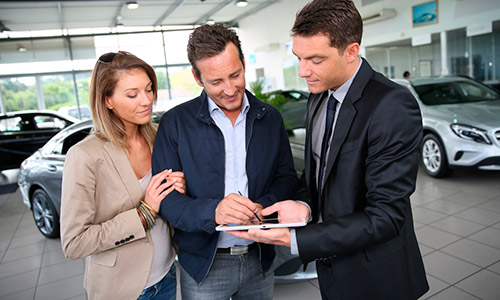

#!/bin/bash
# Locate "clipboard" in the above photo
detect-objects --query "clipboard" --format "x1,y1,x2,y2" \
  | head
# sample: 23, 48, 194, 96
216, 217, 307, 231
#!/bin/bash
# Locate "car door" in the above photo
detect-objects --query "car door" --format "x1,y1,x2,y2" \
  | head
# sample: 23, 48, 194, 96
37, 126, 91, 212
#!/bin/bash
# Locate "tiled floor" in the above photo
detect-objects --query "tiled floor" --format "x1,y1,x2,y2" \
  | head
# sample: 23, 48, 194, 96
1, 167, 500, 299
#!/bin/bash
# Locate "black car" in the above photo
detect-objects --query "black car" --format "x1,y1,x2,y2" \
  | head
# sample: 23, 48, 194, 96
268, 89, 309, 102
0, 110, 78, 171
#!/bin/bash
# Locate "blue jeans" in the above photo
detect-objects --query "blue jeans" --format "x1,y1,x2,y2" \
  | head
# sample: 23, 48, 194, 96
137, 263, 177, 300
180, 247, 274, 300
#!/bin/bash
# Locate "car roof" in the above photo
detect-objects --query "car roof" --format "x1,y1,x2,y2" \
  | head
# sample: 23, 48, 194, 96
0, 110, 80, 123
408, 76, 475, 86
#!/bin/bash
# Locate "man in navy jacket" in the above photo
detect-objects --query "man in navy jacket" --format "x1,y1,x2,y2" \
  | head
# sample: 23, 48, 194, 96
152, 24, 298, 300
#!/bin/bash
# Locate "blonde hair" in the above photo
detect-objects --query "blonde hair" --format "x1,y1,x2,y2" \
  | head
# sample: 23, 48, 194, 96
89, 52, 158, 148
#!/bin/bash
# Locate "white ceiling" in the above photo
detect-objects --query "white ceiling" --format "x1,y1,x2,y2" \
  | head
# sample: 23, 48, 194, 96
0, 0, 278, 33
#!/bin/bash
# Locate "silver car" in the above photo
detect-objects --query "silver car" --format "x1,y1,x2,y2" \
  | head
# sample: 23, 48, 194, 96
18, 118, 316, 282
394, 77, 500, 177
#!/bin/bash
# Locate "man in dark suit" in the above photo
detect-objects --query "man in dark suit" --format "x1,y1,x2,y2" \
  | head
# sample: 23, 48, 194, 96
229, 0, 429, 299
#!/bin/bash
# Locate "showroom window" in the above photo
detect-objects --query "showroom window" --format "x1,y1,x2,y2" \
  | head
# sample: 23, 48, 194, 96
0, 29, 197, 114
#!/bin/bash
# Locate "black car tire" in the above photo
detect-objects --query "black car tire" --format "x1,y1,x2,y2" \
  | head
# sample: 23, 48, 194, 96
31, 189, 60, 238
421, 133, 453, 178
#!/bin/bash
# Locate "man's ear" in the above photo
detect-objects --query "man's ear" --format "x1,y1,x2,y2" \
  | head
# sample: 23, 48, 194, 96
192, 69, 204, 87
105, 97, 113, 109
344, 43, 360, 63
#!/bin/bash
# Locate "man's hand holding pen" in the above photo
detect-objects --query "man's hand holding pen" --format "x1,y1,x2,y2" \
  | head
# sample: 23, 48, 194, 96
214, 192, 263, 225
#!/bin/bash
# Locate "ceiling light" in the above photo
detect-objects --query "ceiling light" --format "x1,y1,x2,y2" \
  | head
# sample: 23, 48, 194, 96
17, 46, 27, 52
235, 0, 248, 8
206, 19, 215, 25
126, 1, 139, 9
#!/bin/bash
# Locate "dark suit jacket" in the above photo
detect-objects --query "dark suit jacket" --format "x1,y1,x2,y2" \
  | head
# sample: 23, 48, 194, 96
296, 59, 429, 299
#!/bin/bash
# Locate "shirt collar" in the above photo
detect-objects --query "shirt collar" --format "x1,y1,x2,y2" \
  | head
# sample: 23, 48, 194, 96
207, 92, 250, 116
329, 58, 363, 104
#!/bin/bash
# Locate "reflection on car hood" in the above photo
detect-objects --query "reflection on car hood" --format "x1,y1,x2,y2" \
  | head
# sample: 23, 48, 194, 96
425, 100, 500, 128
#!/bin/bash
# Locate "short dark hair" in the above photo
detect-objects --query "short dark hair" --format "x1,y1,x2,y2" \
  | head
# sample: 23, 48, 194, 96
292, 0, 363, 54
187, 24, 244, 79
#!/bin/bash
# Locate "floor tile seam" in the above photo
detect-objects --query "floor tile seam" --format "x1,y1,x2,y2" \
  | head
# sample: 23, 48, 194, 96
482, 259, 500, 276
0, 207, 28, 264
462, 222, 500, 250
426, 222, 487, 238
437, 243, 500, 269
0, 259, 43, 281
426, 284, 482, 300
305, 279, 319, 289
449, 213, 500, 228
421, 247, 438, 257
421, 204, 472, 218
0, 286, 36, 300
426, 258, 484, 286
468, 202, 500, 215
34, 272, 83, 290
445, 265, 498, 296
418, 224, 463, 243
418, 213, 459, 228
32, 239, 49, 300
422, 273, 450, 299
6, 238, 47, 251
463, 236, 500, 251
63, 292, 87, 300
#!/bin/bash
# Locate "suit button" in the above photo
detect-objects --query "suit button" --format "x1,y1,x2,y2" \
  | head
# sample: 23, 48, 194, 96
120, 239, 125, 244
125, 237, 130, 241
129, 235, 134, 239
115, 241, 120, 246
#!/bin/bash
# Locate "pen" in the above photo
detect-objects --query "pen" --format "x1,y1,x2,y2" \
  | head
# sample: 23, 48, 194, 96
238, 191, 262, 224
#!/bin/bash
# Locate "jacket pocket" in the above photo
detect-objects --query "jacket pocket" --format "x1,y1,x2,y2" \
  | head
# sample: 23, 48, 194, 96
364, 233, 406, 262
90, 250, 117, 267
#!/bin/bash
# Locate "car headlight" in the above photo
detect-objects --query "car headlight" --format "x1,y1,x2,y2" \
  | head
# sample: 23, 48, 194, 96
450, 124, 492, 145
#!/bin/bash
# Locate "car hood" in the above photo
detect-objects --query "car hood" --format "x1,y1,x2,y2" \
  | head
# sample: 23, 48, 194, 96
424, 100, 500, 129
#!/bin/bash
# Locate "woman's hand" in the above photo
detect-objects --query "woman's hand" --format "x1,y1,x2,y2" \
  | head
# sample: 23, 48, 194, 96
169, 171, 186, 194
143, 169, 175, 212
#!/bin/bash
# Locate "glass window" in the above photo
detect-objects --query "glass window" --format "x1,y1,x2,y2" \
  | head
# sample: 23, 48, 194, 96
0, 117, 22, 132
0, 77, 38, 112
167, 66, 202, 100
34, 115, 68, 129
51, 127, 91, 155
470, 33, 494, 81
414, 79, 499, 105
40, 74, 77, 111
447, 28, 468, 77
163, 30, 192, 64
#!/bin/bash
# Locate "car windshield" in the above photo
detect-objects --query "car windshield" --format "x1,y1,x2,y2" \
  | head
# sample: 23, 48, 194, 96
414, 80, 500, 105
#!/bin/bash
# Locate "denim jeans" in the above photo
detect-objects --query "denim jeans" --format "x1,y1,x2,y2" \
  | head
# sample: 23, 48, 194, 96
180, 247, 274, 300
137, 263, 176, 300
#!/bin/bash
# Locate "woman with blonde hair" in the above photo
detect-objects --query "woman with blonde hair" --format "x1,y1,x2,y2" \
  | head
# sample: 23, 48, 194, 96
61, 51, 183, 300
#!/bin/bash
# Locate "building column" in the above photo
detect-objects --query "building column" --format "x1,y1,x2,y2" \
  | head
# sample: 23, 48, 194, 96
440, 31, 449, 75
0, 85, 5, 114
35, 76, 45, 110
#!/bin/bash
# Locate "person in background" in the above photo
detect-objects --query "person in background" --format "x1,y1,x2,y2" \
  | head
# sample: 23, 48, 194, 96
230, 1, 429, 299
403, 70, 411, 79
60, 51, 185, 300
152, 24, 298, 300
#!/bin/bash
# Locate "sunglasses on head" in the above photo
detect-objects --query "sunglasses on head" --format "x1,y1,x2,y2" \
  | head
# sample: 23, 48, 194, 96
98, 51, 132, 63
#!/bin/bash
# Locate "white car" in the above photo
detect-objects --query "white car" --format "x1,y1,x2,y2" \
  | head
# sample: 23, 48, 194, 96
394, 77, 500, 177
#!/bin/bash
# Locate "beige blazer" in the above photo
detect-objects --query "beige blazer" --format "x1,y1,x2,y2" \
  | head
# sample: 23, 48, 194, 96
61, 134, 160, 300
